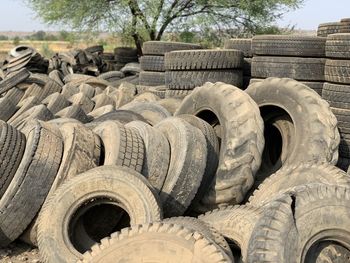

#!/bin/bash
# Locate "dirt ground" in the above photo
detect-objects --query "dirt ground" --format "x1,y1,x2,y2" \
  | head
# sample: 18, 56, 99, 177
0, 242, 40, 263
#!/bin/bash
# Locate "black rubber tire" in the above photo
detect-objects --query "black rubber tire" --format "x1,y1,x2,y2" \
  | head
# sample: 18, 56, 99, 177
55, 105, 92, 124
0, 122, 26, 199
78, 222, 231, 263
247, 184, 350, 263
199, 205, 263, 263
155, 117, 207, 217
177, 114, 219, 213
42, 92, 71, 114
165, 49, 243, 70
246, 78, 339, 181
0, 120, 63, 246
156, 98, 182, 115
0, 97, 18, 121
175, 82, 264, 207
165, 70, 243, 90
139, 71, 165, 86
325, 59, 350, 84
8, 96, 40, 125
165, 89, 192, 99
126, 121, 170, 192
140, 56, 165, 71
252, 35, 326, 57
248, 162, 350, 205
252, 56, 326, 81
4, 87, 24, 105
79, 83, 95, 99
322, 82, 350, 108
68, 92, 95, 114
121, 101, 171, 126
243, 58, 252, 76
93, 121, 144, 172
48, 70, 64, 87
37, 165, 162, 263
326, 33, 350, 58
85, 45, 103, 54
224, 38, 252, 57
142, 41, 202, 55
0, 68, 30, 95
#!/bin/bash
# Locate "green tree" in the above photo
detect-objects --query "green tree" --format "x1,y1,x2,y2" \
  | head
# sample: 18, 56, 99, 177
26, 0, 303, 54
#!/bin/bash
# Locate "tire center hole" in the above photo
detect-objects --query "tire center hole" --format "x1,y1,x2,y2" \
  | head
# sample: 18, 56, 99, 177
196, 110, 221, 143
69, 198, 130, 254
305, 241, 350, 262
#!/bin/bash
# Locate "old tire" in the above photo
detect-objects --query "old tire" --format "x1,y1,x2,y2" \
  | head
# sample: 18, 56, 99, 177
325, 59, 350, 84
142, 41, 201, 55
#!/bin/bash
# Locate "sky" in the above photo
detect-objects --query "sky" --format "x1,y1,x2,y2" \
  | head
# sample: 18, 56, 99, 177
0, 0, 349, 31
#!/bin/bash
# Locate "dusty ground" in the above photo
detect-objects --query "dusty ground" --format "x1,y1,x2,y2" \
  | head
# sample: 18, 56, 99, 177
0, 242, 40, 263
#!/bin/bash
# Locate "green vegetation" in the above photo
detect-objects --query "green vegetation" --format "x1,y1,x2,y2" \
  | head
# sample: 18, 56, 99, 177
26, 0, 304, 53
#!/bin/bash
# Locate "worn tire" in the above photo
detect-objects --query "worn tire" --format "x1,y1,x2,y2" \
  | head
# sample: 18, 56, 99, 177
0, 120, 63, 246
89, 110, 147, 127
68, 92, 95, 113
92, 93, 115, 109
140, 55, 165, 71
252, 35, 326, 57
142, 41, 201, 55
93, 121, 144, 172
156, 98, 182, 114
139, 71, 165, 86
38, 166, 162, 263
176, 82, 264, 207
126, 121, 170, 192
326, 33, 350, 58
55, 105, 92, 123
155, 117, 207, 217
325, 59, 350, 84
42, 92, 71, 114
322, 82, 350, 108
252, 56, 326, 81
165, 89, 192, 99
246, 78, 339, 180
165, 70, 243, 90
165, 49, 243, 70
224, 38, 252, 57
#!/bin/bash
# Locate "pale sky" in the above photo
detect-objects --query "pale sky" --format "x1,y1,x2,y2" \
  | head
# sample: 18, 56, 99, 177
0, 0, 349, 31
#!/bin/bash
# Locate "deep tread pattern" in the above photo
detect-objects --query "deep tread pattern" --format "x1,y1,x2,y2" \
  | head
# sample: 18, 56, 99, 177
165, 89, 192, 99
140, 56, 165, 71
0, 68, 30, 95
322, 82, 350, 108
165, 49, 243, 70
317, 22, 341, 37
325, 59, 350, 84
165, 70, 243, 90
326, 33, 350, 58
252, 35, 326, 57
224, 38, 252, 57
139, 71, 165, 86
142, 41, 202, 55
78, 223, 231, 263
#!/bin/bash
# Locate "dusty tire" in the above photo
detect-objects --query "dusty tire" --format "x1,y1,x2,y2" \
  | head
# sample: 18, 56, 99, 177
326, 33, 350, 58
156, 98, 182, 114
88, 105, 115, 119
139, 71, 165, 86
78, 222, 231, 263
0, 120, 63, 246
165, 49, 243, 70
68, 92, 95, 114
92, 93, 115, 109
252, 35, 326, 57
325, 59, 350, 84
165, 70, 243, 90
165, 89, 192, 99
8, 96, 40, 125
246, 78, 339, 180
89, 110, 147, 127
155, 117, 207, 217
322, 82, 350, 108
142, 41, 201, 55
93, 121, 144, 172
248, 162, 350, 205
121, 101, 171, 126
140, 56, 165, 71
175, 82, 264, 207
247, 184, 350, 263
79, 83, 95, 99
42, 92, 71, 114
224, 38, 252, 57
252, 56, 326, 81
38, 166, 162, 263
126, 121, 170, 193
0, 97, 18, 121
55, 105, 92, 123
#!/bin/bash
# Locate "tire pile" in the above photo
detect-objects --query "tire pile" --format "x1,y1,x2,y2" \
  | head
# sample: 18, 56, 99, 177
317, 18, 350, 37
0, 37, 349, 263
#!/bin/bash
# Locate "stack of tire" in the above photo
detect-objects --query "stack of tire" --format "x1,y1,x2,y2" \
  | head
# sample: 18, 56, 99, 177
164, 49, 244, 99
251, 35, 327, 95
317, 18, 350, 37
139, 41, 202, 88
102, 47, 139, 72
224, 38, 253, 89
322, 33, 350, 171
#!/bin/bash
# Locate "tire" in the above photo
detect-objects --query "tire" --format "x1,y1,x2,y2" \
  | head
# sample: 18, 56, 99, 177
156, 98, 182, 115
55, 105, 92, 124
139, 71, 165, 86
252, 35, 326, 57
89, 110, 147, 126
0, 68, 30, 95
98, 71, 125, 82
4, 87, 24, 105
177, 114, 219, 213
0, 122, 26, 199
337, 157, 350, 171
142, 41, 202, 55
199, 205, 264, 263
78, 222, 231, 263
246, 78, 339, 180
133, 92, 160, 103
175, 82, 264, 207
163, 217, 233, 260
247, 184, 350, 263
155, 117, 207, 217
317, 22, 341, 37
248, 162, 350, 205
48, 70, 64, 87
113, 82, 137, 108
11, 104, 54, 130
126, 121, 170, 192
140, 56, 165, 71
8, 96, 40, 125
243, 58, 252, 76
85, 45, 103, 54
0, 97, 18, 121
165, 70, 243, 90
252, 56, 326, 81
79, 83, 95, 99
92, 93, 115, 109
322, 82, 350, 108
121, 101, 171, 126
93, 121, 144, 172
326, 33, 350, 58
147, 85, 167, 99
61, 83, 80, 99
42, 92, 71, 114
120, 62, 141, 75
325, 59, 350, 84
224, 38, 252, 57
165, 89, 192, 98
0, 120, 63, 246
68, 92, 95, 114
88, 105, 115, 119
165, 49, 243, 70
38, 166, 162, 263
19, 83, 43, 104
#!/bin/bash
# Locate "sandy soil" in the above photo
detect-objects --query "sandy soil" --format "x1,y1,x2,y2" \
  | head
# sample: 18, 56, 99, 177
0, 242, 40, 263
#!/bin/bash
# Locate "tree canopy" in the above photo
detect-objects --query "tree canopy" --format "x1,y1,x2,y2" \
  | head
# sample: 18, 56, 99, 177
26, 0, 304, 53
